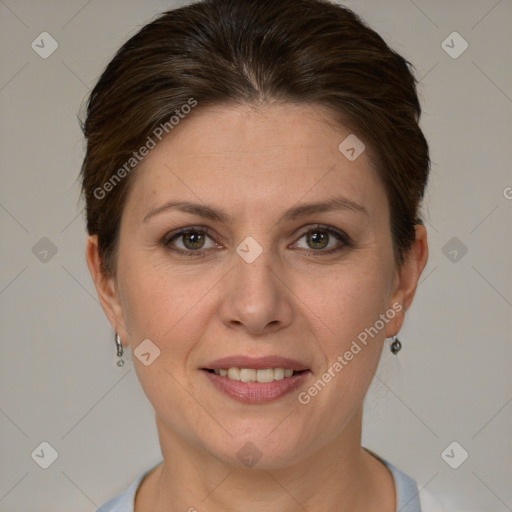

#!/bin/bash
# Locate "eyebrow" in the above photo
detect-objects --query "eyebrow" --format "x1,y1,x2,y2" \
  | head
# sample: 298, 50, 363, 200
143, 195, 368, 224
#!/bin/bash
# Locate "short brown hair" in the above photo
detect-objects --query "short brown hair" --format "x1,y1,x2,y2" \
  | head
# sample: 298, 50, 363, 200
80, 0, 430, 275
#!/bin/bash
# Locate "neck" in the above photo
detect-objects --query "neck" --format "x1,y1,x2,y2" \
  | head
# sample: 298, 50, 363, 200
136, 408, 395, 512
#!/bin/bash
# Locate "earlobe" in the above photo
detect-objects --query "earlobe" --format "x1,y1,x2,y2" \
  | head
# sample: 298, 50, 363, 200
385, 224, 429, 337
85, 235, 127, 340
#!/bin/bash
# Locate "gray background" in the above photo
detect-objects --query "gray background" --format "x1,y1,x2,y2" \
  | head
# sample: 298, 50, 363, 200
0, 0, 511, 510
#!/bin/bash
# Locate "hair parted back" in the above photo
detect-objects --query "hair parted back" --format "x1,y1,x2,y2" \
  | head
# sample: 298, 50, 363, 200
80, 0, 430, 275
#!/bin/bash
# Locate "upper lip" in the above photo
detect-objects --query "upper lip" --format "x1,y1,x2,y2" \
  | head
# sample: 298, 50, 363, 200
204, 355, 310, 371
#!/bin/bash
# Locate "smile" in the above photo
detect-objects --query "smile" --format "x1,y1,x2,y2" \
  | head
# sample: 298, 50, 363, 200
209, 367, 298, 382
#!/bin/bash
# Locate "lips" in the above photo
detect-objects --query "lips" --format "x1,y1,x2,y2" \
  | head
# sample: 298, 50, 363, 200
201, 355, 311, 404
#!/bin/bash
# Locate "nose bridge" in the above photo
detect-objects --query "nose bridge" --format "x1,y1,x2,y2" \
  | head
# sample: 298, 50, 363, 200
233, 239, 281, 307
220, 238, 293, 333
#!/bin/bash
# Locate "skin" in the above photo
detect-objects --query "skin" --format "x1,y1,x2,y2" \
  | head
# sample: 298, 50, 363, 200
86, 103, 428, 512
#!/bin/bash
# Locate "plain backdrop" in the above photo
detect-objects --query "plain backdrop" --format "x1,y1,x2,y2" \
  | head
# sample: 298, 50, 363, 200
0, 0, 511, 510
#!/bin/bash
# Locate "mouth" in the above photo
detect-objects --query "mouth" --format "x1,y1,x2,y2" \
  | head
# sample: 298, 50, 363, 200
201, 357, 311, 404
203, 367, 307, 382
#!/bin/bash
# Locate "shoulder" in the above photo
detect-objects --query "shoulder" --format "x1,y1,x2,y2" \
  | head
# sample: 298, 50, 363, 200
95, 462, 161, 512
366, 448, 472, 512
95, 483, 136, 512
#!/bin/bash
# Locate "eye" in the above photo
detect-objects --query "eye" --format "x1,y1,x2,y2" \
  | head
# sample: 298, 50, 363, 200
164, 227, 220, 256
292, 224, 351, 254
163, 224, 351, 257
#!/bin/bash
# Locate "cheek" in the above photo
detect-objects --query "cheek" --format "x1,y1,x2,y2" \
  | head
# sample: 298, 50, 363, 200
295, 272, 391, 434
116, 261, 203, 426
117, 253, 214, 361
315, 258, 394, 345
303, 255, 393, 405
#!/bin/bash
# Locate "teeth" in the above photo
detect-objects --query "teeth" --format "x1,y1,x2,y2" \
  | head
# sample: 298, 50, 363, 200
240, 368, 256, 382
274, 368, 284, 380
212, 367, 299, 382
227, 367, 240, 380
256, 368, 274, 383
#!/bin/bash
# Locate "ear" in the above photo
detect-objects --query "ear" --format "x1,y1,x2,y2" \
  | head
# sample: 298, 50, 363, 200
385, 223, 428, 338
85, 235, 128, 345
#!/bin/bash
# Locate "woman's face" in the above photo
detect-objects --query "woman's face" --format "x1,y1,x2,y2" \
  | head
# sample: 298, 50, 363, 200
90, 103, 425, 469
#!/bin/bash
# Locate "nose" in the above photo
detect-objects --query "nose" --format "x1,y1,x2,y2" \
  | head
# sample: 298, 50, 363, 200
219, 246, 294, 337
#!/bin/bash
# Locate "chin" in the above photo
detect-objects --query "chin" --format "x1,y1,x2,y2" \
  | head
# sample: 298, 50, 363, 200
201, 423, 311, 470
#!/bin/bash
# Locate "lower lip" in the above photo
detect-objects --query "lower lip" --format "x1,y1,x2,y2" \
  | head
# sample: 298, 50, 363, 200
202, 370, 311, 404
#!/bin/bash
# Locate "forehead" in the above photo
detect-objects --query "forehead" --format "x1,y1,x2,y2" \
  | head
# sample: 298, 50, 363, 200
122, 103, 387, 225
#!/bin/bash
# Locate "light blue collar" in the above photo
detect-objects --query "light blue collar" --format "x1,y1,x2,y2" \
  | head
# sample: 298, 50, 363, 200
96, 452, 421, 512
366, 449, 422, 512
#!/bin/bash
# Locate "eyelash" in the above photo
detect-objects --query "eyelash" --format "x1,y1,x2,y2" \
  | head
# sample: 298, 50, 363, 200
163, 224, 352, 257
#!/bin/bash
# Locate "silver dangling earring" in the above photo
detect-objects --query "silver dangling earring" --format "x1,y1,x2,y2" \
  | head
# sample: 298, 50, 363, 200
115, 332, 125, 367
390, 335, 402, 355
